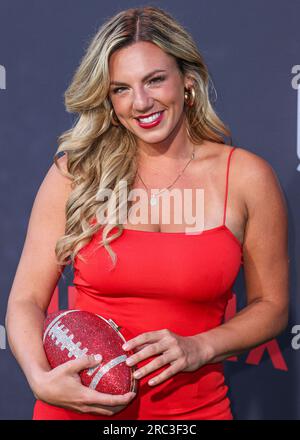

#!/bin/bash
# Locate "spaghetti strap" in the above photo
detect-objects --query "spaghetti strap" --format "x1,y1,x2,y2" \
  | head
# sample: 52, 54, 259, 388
222, 146, 236, 226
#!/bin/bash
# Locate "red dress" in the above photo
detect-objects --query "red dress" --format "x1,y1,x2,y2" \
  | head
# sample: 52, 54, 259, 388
33, 146, 242, 420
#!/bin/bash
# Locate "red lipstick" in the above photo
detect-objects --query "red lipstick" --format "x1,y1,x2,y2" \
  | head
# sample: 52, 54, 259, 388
136, 111, 165, 129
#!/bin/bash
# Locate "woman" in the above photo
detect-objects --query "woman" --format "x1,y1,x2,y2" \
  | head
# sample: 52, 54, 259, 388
5, 6, 289, 420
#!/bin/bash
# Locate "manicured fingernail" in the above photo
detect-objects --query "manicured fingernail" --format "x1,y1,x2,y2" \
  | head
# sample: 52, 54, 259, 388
122, 343, 129, 350
94, 354, 102, 362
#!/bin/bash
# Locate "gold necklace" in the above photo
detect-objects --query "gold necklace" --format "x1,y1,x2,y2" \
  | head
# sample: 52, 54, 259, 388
136, 145, 196, 206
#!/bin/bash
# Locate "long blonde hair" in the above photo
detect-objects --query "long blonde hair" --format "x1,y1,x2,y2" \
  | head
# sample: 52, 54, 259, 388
54, 5, 232, 271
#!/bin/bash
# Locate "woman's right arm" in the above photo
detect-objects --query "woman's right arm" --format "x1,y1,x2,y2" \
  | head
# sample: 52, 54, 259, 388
5, 154, 71, 389
5, 155, 135, 415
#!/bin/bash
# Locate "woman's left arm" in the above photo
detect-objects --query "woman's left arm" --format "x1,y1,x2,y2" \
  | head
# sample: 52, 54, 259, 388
122, 151, 290, 385
196, 151, 290, 364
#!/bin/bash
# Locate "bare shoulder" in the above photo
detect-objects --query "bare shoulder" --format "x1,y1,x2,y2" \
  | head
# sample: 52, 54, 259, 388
202, 141, 274, 177
231, 145, 275, 178
232, 145, 288, 258
216, 142, 275, 176
230, 146, 287, 212
51, 152, 73, 186
229, 145, 289, 319
205, 141, 286, 213
6, 153, 74, 310
216, 143, 288, 249
33, 153, 73, 220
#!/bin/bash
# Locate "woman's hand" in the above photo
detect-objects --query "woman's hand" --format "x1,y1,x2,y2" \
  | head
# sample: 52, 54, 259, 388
122, 329, 213, 387
32, 355, 136, 416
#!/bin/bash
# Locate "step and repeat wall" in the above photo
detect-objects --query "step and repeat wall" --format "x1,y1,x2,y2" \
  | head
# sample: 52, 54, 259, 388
0, 0, 299, 419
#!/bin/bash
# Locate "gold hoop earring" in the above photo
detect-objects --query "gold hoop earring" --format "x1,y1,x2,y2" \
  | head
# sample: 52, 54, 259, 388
184, 87, 195, 107
109, 108, 120, 126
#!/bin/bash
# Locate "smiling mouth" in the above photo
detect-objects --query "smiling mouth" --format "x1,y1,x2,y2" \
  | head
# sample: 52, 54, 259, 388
135, 111, 164, 123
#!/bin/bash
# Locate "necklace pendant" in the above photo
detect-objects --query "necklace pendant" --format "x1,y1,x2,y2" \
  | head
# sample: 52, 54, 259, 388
150, 195, 157, 206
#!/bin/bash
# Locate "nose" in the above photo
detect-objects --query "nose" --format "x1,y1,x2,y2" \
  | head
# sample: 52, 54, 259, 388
132, 87, 154, 113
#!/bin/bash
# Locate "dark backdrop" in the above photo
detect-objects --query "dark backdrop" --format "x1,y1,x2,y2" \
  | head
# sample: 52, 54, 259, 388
0, 0, 299, 420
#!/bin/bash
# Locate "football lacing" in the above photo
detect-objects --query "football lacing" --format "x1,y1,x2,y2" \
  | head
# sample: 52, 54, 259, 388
48, 320, 101, 376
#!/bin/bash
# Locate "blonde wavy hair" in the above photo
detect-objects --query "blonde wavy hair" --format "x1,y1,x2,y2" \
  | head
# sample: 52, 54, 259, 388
54, 5, 232, 272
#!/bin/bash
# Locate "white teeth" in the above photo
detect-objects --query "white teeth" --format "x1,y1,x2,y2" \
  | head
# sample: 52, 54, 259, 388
138, 112, 162, 123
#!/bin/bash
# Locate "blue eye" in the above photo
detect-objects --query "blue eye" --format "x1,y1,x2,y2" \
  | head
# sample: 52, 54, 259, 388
112, 75, 166, 94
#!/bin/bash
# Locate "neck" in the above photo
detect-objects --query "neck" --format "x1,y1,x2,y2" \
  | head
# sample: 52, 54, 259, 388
137, 142, 195, 162
136, 115, 198, 165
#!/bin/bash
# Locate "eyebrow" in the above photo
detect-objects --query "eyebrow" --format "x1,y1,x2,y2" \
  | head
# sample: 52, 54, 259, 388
110, 69, 167, 87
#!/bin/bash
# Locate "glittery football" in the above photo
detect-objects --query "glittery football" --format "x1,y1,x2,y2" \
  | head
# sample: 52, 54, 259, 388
43, 310, 138, 395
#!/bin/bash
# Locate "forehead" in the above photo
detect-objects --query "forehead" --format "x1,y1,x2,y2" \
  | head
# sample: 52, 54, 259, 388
108, 41, 175, 76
